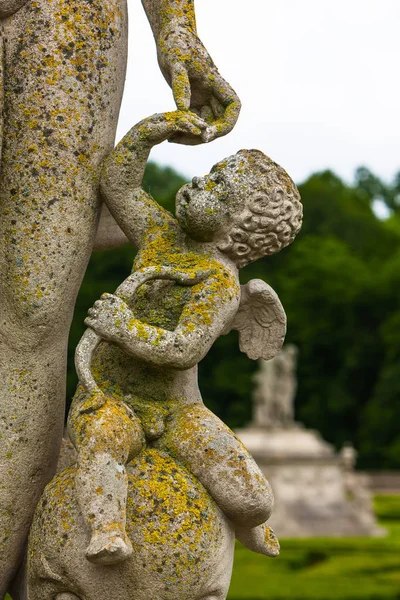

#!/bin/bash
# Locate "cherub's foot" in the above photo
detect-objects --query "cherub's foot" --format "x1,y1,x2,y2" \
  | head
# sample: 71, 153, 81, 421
86, 530, 133, 565
236, 522, 280, 557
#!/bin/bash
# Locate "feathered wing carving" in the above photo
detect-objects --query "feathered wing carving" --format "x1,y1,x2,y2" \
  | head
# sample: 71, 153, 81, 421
229, 279, 287, 361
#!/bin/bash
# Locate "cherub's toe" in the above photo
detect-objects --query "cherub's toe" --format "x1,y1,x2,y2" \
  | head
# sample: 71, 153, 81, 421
263, 525, 280, 557
236, 522, 280, 558
86, 531, 133, 565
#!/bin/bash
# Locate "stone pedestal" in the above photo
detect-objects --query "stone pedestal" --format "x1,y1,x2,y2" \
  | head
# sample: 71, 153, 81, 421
28, 448, 235, 600
236, 424, 385, 538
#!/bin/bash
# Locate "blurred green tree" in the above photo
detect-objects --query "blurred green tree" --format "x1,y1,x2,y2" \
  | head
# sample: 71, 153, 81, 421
355, 166, 400, 214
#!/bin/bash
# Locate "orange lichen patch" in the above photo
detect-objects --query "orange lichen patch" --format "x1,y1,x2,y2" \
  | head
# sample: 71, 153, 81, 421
69, 390, 145, 462
127, 448, 221, 582
28, 451, 230, 595
29, 466, 78, 556
265, 525, 280, 556
158, 0, 196, 35
1, 0, 126, 321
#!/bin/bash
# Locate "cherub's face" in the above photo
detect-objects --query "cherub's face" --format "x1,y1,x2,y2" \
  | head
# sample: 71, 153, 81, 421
175, 154, 248, 241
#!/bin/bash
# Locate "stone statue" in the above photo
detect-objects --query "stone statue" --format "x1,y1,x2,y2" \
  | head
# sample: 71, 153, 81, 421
253, 344, 298, 428
27, 109, 302, 596
0, 1, 241, 595
237, 355, 385, 539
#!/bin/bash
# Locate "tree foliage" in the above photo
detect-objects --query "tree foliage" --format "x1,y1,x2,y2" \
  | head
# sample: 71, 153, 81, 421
67, 162, 400, 469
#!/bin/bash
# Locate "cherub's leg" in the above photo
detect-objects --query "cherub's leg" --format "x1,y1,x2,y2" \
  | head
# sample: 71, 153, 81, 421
68, 393, 145, 565
154, 404, 274, 528
156, 404, 279, 557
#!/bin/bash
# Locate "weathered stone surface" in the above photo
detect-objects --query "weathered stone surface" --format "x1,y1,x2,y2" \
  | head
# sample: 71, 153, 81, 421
28, 108, 302, 595
0, 0, 128, 592
28, 449, 235, 600
0, 1, 242, 594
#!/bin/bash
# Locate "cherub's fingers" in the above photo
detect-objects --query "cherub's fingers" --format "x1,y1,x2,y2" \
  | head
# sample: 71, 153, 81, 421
168, 133, 204, 146
169, 112, 210, 141
100, 292, 115, 301
84, 316, 96, 328
182, 123, 202, 136
185, 112, 209, 130
177, 116, 202, 136
167, 111, 212, 146
168, 126, 213, 145
171, 63, 191, 111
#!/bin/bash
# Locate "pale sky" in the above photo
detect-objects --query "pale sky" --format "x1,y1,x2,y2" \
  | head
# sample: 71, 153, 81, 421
117, 0, 399, 185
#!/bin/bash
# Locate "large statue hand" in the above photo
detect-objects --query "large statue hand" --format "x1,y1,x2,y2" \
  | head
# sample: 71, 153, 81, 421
157, 27, 241, 145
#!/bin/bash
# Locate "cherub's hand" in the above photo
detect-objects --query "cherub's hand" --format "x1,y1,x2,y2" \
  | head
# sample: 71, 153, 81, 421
138, 110, 211, 145
85, 293, 130, 344
157, 27, 241, 145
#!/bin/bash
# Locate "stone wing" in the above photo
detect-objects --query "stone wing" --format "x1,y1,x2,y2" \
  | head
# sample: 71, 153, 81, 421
231, 279, 287, 361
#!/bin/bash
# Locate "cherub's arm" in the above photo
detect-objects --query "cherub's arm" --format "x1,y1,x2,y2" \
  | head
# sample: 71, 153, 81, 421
141, 0, 241, 145
84, 273, 240, 370
100, 111, 207, 249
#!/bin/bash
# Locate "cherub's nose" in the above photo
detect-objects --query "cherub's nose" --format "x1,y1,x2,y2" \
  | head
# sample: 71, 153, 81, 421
192, 176, 205, 190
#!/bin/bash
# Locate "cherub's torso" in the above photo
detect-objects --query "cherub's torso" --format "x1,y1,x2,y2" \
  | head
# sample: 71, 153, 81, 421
88, 221, 240, 416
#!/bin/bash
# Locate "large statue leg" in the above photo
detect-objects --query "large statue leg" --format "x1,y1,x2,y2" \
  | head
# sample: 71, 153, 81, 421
0, 0, 127, 592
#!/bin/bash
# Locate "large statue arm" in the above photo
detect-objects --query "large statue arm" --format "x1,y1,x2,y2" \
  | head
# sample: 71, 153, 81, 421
100, 111, 207, 248
142, 0, 241, 145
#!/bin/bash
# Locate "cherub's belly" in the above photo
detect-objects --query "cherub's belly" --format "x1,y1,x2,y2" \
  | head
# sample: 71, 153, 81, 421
91, 341, 201, 404
90, 342, 201, 442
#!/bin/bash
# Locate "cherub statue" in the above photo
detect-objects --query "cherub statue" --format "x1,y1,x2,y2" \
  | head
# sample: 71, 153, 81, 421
68, 110, 302, 566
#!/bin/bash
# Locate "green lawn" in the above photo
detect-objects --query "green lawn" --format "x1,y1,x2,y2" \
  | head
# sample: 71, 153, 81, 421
227, 495, 400, 600
5, 496, 400, 600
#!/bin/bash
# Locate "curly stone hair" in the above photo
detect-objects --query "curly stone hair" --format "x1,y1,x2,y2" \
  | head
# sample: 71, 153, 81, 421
218, 150, 302, 268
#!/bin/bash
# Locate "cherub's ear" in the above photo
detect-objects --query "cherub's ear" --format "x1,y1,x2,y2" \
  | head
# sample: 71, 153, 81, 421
229, 279, 286, 361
